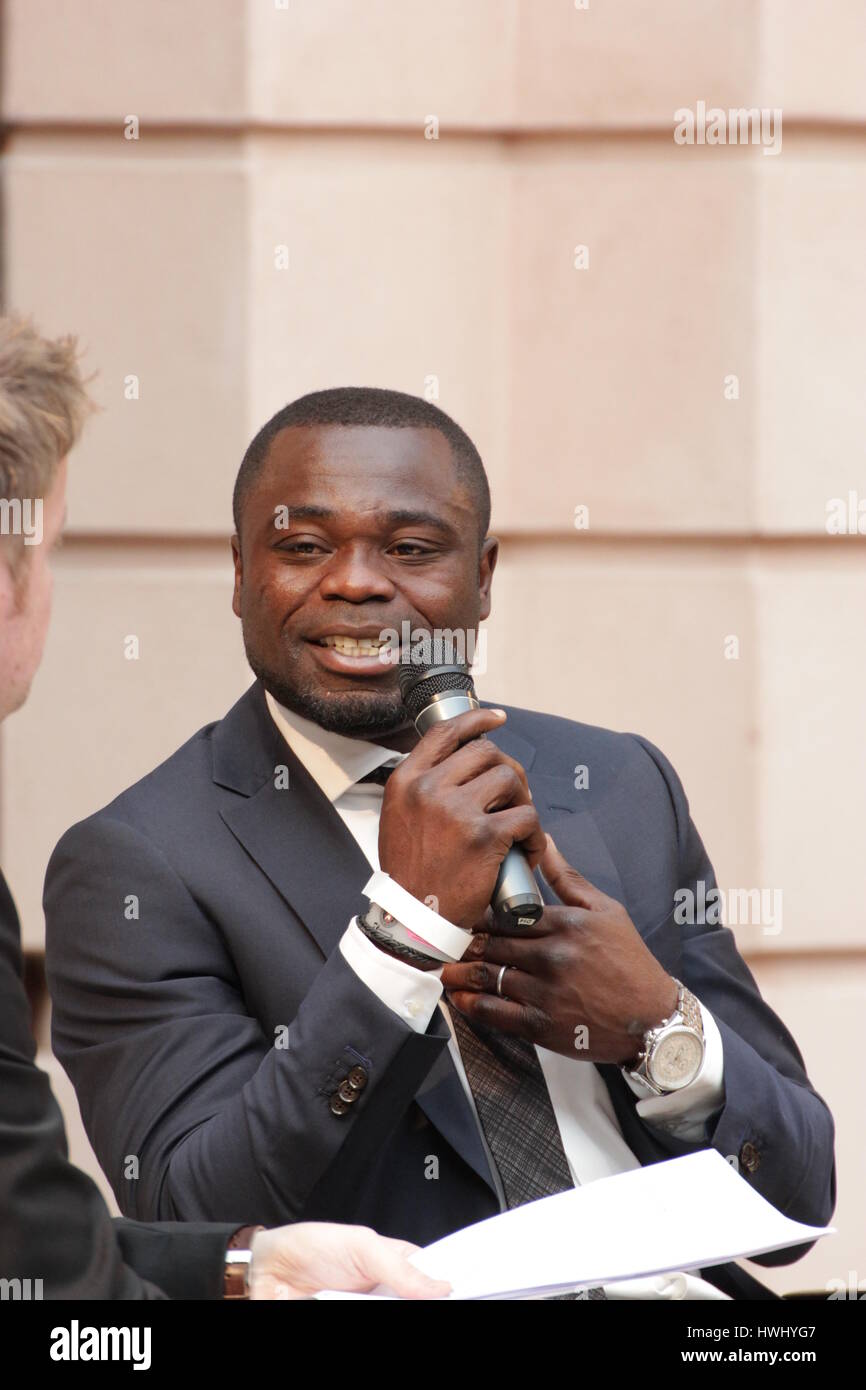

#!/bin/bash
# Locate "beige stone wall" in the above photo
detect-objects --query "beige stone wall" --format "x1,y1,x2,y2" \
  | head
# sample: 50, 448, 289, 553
1, 2, 863, 1295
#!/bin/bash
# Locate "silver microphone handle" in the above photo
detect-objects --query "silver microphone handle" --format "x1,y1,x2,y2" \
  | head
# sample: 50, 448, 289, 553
413, 693, 544, 927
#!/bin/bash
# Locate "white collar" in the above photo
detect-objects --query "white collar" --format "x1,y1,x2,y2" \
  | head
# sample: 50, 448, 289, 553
264, 689, 406, 804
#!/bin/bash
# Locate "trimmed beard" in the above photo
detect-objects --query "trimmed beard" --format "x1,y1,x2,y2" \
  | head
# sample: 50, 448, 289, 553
245, 647, 409, 738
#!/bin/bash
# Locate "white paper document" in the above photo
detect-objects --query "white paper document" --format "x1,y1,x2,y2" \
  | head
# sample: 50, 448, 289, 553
315, 1149, 834, 1300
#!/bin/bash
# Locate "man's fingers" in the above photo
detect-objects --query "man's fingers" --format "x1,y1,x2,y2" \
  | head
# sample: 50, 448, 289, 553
471, 905, 496, 934
538, 833, 598, 906
454, 932, 540, 969
488, 803, 547, 867
445, 989, 541, 1039
441, 958, 540, 1005
361, 1237, 452, 1300
441, 743, 532, 799
522, 818, 549, 870
399, 706, 508, 771
465, 762, 532, 815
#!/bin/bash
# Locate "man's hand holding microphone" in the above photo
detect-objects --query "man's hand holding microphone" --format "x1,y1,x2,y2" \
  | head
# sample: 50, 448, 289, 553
371, 646, 679, 1067
377, 704, 546, 931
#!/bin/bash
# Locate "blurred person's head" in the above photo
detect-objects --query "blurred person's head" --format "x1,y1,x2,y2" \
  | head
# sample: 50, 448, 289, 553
231, 388, 497, 749
0, 317, 92, 722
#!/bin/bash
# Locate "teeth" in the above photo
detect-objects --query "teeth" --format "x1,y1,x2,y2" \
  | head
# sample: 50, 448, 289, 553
320, 635, 390, 655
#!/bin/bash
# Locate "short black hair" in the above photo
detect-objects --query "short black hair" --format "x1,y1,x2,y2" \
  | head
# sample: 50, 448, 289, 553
232, 386, 491, 546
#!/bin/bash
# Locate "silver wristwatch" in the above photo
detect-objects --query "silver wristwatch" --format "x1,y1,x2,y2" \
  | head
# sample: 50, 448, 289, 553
626, 978, 705, 1095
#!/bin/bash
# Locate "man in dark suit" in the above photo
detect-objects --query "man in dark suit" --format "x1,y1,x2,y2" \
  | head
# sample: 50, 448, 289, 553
45, 387, 836, 1300
1, 869, 237, 1299
0, 317, 450, 1301
1, 870, 444, 1300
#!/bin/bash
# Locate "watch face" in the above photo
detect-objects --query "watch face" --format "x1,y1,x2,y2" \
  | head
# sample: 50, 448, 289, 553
649, 1028, 704, 1091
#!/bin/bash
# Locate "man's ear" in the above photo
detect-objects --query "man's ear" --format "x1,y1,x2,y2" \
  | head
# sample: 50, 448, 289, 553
230, 534, 243, 618
478, 535, 498, 622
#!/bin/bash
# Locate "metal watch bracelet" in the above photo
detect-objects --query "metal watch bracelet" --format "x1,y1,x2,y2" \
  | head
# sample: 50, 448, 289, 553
625, 977, 704, 1094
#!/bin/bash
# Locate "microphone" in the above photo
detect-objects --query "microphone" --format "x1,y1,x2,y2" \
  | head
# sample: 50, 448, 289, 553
398, 639, 544, 930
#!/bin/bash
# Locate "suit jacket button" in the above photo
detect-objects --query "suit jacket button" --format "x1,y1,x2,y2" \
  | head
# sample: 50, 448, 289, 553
347, 1065, 368, 1091
740, 1141, 761, 1173
330, 1093, 351, 1116
338, 1080, 358, 1103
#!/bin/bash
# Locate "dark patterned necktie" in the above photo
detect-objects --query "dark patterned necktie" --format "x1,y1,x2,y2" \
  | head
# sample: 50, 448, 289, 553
448, 1008, 606, 1300
359, 760, 606, 1300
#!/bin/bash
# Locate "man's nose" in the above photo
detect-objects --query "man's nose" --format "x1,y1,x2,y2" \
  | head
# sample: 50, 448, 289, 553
317, 547, 396, 602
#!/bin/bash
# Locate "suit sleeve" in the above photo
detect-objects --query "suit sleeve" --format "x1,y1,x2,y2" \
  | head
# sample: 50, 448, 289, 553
44, 816, 451, 1226
0, 874, 234, 1298
112, 1219, 237, 1300
630, 735, 836, 1264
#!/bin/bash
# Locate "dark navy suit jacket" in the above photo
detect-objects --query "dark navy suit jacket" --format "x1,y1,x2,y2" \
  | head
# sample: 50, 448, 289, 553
0, 870, 237, 1298
44, 681, 836, 1299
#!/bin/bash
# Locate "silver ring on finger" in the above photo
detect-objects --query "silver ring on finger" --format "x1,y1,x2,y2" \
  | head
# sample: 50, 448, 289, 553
495, 964, 510, 998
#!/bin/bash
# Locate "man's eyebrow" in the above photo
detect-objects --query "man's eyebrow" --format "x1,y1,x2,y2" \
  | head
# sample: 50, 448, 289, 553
274, 504, 458, 536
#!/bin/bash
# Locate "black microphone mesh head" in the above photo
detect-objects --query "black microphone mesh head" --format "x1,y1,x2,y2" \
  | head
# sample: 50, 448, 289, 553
398, 634, 476, 719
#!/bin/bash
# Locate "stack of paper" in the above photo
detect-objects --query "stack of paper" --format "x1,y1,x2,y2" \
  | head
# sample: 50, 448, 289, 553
315, 1149, 833, 1300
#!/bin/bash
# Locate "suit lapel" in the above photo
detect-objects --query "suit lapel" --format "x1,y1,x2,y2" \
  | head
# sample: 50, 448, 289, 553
212, 682, 379, 959
221, 756, 379, 962
413, 1020, 503, 1191
520, 776, 628, 905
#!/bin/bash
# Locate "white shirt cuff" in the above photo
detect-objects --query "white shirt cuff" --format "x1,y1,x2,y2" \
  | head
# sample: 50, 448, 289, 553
339, 917, 443, 1033
623, 999, 725, 1139
362, 869, 472, 962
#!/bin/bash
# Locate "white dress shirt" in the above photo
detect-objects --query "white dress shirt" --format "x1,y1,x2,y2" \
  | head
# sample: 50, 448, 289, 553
265, 691, 730, 1299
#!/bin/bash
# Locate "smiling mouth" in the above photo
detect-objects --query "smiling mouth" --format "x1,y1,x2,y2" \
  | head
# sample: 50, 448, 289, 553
315, 634, 395, 657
